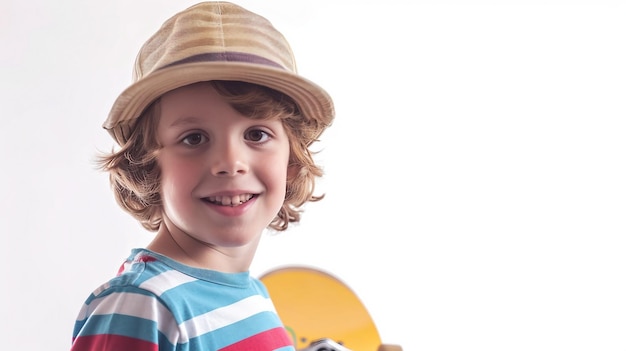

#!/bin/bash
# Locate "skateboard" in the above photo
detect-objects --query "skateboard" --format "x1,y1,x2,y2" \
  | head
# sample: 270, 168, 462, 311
259, 266, 402, 351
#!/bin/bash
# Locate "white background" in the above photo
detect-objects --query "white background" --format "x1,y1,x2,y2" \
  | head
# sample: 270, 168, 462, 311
2, 1, 625, 350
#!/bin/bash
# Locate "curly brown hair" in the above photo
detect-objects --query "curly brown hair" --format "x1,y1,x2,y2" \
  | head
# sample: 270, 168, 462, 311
97, 80, 326, 232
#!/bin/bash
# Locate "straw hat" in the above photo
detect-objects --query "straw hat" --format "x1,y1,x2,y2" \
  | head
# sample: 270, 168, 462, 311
103, 1, 334, 146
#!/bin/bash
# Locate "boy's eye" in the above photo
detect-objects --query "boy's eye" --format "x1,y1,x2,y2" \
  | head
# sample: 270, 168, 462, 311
182, 133, 207, 146
246, 129, 270, 142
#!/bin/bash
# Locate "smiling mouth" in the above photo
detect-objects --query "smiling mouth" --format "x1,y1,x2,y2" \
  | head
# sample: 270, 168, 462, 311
204, 194, 255, 207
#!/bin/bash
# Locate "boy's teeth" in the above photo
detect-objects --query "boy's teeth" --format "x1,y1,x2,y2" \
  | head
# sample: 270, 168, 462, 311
208, 194, 253, 206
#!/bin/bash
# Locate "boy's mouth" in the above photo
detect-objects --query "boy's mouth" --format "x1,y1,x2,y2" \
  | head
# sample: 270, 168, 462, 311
204, 194, 255, 207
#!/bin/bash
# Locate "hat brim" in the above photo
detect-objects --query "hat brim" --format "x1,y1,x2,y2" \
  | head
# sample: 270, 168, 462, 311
104, 62, 334, 146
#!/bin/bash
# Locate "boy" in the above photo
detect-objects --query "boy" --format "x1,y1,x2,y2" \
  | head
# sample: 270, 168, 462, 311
70, 2, 334, 350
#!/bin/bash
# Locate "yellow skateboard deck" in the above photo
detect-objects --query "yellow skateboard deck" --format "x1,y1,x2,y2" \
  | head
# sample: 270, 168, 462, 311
260, 266, 401, 351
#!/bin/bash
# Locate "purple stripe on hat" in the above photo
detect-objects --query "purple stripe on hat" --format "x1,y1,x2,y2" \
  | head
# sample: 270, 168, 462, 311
161, 52, 284, 70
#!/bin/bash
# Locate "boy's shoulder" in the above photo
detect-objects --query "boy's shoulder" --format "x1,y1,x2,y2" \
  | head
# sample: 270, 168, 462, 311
85, 249, 169, 300
93, 249, 266, 299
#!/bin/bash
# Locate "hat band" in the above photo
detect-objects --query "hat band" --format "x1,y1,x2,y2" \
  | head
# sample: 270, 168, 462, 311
161, 52, 285, 71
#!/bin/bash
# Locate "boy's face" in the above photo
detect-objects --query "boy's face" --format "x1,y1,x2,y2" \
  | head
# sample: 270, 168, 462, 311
155, 82, 290, 250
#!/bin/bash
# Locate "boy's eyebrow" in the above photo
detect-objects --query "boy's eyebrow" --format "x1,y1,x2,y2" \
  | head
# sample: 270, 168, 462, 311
168, 116, 203, 128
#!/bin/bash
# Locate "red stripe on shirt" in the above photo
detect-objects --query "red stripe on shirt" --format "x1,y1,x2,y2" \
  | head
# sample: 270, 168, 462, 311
71, 334, 158, 351
219, 327, 293, 351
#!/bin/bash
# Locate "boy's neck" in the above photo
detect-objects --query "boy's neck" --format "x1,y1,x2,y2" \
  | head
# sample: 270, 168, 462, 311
146, 219, 259, 273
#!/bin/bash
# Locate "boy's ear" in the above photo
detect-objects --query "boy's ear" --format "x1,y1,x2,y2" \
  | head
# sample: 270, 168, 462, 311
286, 164, 300, 181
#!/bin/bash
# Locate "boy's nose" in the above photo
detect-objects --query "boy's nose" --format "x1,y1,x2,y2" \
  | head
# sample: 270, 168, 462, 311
210, 140, 249, 176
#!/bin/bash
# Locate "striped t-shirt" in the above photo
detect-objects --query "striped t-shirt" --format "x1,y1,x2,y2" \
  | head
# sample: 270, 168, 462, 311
71, 249, 295, 351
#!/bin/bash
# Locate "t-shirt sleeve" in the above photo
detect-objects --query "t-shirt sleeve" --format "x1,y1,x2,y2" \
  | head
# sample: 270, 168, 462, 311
70, 286, 178, 351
